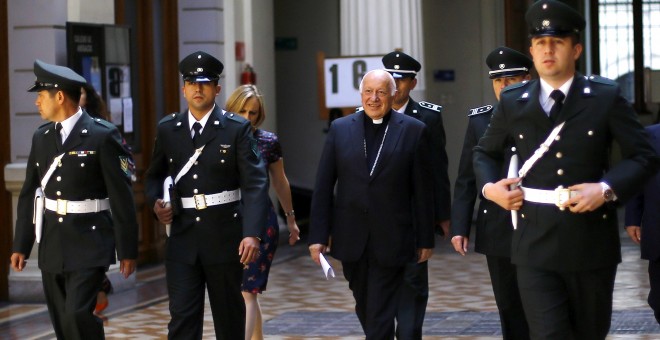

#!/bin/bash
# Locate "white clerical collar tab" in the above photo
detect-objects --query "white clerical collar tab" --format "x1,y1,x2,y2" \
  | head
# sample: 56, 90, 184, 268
372, 118, 384, 124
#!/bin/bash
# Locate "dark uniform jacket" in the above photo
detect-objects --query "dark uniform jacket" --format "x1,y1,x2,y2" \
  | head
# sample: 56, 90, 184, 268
625, 124, 660, 262
309, 110, 435, 266
474, 74, 659, 271
145, 105, 269, 265
403, 99, 451, 222
451, 105, 514, 257
13, 111, 138, 273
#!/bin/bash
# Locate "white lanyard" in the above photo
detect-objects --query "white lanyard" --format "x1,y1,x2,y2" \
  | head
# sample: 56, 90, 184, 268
41, 153, 66, 190
518, 122, 565, 178
174, 146, 206, 184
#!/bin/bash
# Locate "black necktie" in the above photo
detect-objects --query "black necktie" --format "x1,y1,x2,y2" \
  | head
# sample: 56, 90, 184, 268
55, 123, 63, 151
192, 122, 202, 148
549, 90, 565, 123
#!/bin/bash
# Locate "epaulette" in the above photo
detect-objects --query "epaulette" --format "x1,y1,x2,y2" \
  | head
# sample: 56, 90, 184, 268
355, 106, 363, 112
585, 74, 616, 86
467, 105, 493, 117
225, 111, 248, 123
92, 118, 115, 129
158, 112, 180, 125
502, 80, 529, 94
419, 101, 442, 112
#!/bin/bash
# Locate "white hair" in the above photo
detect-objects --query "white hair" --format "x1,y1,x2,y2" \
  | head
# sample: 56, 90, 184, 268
358, 69, 396, 96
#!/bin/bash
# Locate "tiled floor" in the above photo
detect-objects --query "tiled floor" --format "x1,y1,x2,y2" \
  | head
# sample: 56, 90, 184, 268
1, 230, 659, 339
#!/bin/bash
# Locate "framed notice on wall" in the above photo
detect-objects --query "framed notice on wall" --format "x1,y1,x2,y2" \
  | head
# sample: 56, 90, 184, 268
316, 52, 384, 120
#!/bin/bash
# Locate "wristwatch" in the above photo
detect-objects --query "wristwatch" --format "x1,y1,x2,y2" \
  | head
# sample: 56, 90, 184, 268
601, 182, 614, 202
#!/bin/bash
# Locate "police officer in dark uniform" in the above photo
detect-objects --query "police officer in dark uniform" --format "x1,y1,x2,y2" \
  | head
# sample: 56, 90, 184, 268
474, 1, 660, 338
451, 46, 532, 340
382, 51, 451, 340
10, 60, 139, 339
145, 51, 269, 339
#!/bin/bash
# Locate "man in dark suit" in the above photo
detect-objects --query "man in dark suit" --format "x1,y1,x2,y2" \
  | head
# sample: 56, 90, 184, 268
381, 51, 450, 340
625, 123, 660, 324
309, 69, 435, 339
10, 60, 139, 339
473, 1, 660, 338
145, 51, 269, 339
451, 46, 532, 340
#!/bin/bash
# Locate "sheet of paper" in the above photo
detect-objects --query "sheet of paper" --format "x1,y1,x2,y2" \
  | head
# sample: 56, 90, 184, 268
319, 253, 335, 279
122, 97, 133, 133
109, 98, 123, 126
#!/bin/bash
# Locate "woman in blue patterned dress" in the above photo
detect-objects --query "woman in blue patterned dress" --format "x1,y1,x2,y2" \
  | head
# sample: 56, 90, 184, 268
226, 84, 301, 340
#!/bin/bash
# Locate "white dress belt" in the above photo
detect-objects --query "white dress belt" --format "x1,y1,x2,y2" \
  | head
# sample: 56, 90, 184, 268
521, 186, 578, 208
180, 189, 241, 210
45, 197, 110, 215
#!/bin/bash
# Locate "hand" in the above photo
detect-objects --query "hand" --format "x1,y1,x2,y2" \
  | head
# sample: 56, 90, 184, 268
119, 259, 136, 278
10, 253, 26, 272
309, 243, 327, 265
626, 226, 641, 245
451, 235, 469, 256
417, 248, 433, 263
287, 221, 301, 246
238, 237, 260, 265
153, 199, 173, 224
437, 220, 450, 240
564, 183, 605, 213
483, 178, 524, 210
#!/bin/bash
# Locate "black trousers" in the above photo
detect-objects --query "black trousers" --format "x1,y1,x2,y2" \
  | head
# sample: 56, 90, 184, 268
486, 255, 530, 340
516, 264, 617, 340
395, 260, 428, 340
342, 253, 405, 340
648, 260, 660, 324
41, 267, 106, 340
166, 260, 244, 340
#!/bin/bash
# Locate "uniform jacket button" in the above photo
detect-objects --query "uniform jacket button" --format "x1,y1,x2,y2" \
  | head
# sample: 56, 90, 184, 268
557, 169, 564, 175
193, 174, 198, 179
56, 176, 61, 181
193, 189, 199, 194
56, 191, 62, 196
196, 217, 201, 222
556, 152, 562, 158
58, 217, 63, 223
483, 209, 487, 214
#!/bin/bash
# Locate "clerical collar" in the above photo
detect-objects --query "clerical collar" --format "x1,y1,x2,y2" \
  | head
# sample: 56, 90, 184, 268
368, 112, 391, 125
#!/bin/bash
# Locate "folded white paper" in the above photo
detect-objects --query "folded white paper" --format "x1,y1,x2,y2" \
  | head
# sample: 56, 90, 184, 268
508, 154, 520, 230
319, 253, 335, 279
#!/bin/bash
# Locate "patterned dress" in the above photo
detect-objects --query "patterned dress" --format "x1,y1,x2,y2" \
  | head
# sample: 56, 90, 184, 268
241, 129, 281, 293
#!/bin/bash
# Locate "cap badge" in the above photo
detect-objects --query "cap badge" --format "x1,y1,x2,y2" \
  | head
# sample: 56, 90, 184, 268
499, 64, 506, 70
499, 51, 504, 55
394, 65, 400, 70
196, 67, 203, 72
197, 54, 202, 59
396, 53, 400, 57
543, 3, 548, 9
543, 20, 550, 27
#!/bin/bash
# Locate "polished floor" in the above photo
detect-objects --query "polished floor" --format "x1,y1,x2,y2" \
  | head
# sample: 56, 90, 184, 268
1, 228, 659, 339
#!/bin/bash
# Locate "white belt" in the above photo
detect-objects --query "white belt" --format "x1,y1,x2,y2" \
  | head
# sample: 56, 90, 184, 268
180, 189, 241, 210
521, 186, 578, 209
45, 197, 110, 215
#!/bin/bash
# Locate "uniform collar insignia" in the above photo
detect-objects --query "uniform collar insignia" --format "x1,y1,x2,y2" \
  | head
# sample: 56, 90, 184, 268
220, 144, 231, 149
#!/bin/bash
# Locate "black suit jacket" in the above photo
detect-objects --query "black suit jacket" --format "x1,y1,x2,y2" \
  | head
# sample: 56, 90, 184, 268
309, 110, 434, 266
145, 105, 269, 265
403, 99, 451, 222
474, 74, 659, 271
451, 106, 514, 257
625, 124, 660, 262
13, 111, 138, 273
